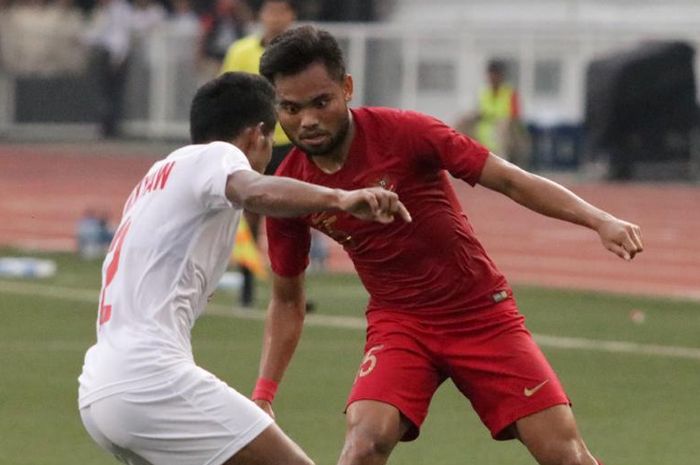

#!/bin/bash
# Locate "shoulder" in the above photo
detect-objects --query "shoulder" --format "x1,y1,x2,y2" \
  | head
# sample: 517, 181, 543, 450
230, 35, 262, 53
354, 106, 403, 122
222, 35, 263, 72
168, 142, 246, 165
354, 106, 436, 135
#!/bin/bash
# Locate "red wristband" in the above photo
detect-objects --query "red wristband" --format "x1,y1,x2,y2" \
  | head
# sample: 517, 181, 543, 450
251, 377, 278, 402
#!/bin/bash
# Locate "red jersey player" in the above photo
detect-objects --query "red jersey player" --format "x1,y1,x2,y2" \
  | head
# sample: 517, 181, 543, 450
253, 26, 643, 465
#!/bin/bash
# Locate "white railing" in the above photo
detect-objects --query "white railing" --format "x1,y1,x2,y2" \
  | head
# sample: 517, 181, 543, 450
1, 20, 699, 139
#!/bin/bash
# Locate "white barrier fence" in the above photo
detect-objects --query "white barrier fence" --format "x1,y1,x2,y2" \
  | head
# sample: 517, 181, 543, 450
1, 21, 700, 140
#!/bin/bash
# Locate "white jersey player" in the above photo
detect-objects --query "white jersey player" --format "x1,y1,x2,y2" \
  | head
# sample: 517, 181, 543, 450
78, 72, 410, 465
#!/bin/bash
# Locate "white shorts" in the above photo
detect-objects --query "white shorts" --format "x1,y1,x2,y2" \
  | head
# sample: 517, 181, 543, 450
79, 365, 274, 465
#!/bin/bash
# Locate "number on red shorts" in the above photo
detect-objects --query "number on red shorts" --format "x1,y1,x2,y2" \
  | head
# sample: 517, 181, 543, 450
357, 344, 384, 378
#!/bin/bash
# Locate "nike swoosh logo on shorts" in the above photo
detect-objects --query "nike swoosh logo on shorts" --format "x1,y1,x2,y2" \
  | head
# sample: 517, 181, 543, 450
524, 379, 549, 397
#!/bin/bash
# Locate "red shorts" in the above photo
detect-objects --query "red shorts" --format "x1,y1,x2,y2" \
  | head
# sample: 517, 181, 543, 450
346, 299, 570, 441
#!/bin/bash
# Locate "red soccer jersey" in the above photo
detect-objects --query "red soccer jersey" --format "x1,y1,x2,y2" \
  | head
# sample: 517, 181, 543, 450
267, 107, 510, 314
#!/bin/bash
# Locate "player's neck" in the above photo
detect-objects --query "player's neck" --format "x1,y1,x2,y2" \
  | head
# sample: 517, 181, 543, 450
310, 113, 355, 174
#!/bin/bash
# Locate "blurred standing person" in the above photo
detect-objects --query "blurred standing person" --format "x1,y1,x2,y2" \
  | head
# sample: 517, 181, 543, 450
1, 0, 56, 75
197, 0, 251, 80
170, 0, 200, 34
127, 0, 166, 126
0, 0, 7, 70
474, 59, 530, 167
44, 0, 88, 74
130, 0, 167, 38
168, 0, 201, 121
220, 0, 300, 308
83, 0, 133, 138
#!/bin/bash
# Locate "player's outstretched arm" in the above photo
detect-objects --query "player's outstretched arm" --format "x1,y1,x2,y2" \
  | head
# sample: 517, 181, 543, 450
225, 170, 411, 223
478, 153, 643, 260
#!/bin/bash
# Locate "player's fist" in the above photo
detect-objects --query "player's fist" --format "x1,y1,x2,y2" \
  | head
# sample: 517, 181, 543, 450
597, 217, 643, 260
339, 187, 411, 224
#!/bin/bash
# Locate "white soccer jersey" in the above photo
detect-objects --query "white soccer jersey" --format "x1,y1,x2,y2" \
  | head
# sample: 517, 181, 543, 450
79, 141, 252, 408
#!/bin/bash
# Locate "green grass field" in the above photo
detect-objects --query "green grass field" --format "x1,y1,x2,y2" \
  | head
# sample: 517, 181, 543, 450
1, 249, 699, 465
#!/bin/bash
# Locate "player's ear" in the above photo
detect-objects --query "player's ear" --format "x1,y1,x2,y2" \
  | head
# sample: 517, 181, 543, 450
342, 74, 354, 103
256, 122, 270, 138
249, 123, 268, 142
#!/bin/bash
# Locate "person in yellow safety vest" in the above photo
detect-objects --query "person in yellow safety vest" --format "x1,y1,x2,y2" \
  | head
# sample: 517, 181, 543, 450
220, 0, 298, 307
220, 0, 296, 167
475, 59, 524, 161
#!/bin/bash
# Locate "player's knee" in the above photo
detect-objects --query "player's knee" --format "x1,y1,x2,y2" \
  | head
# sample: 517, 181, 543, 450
342, 428, 396, 462
342, 438, 393, 463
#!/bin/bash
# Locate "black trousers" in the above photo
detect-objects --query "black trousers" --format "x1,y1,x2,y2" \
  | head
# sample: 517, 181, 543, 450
89, 47, 129, 137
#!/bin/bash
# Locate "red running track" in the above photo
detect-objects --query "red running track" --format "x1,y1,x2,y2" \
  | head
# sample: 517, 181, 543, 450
1, 144, 698, 301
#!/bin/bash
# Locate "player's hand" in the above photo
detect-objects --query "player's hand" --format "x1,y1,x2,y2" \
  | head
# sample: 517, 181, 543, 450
597, 217, 643, 260
339, 187, 412, 224
254, 399, 275, 419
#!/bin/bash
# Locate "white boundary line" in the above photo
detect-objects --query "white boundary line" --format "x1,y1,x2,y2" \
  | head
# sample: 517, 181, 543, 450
2, 280, 700, 361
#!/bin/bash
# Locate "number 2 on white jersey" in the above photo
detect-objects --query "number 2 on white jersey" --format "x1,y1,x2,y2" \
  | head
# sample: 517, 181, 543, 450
98, 218, 132, 325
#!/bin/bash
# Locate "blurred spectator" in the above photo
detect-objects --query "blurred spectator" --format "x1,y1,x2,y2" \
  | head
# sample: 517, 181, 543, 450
197, 0, 251, 79
456, 59, 531, 167
220, 0, 298, 307
124, 0, 167, 131
220, 0, 296, 77
0, 0, 8, 70
245, 0, 389, 21
83, 0, 133, 137
0, 0, 86, 76
47, 0, 89, 73
166, 0, 200, 119
318, 0, 377, 21
76, 209, 114, 260
169, 0, 199, 34
189, 0, 215, 15
1, 0, 47, 75
0, 1, 18, 72
131, 0, 167, 38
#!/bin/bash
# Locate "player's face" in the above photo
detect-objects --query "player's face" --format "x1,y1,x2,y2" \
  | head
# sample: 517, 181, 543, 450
273, 62, 353, 157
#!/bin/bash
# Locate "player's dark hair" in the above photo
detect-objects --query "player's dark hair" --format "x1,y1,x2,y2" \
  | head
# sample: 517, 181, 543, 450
189, 72, 276, 144
260, 25, 346, 83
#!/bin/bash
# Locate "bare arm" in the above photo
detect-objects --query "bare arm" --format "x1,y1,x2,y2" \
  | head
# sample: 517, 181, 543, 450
252, 272, 307, 417
226, 169, 411, 223
478, 153, 643, 260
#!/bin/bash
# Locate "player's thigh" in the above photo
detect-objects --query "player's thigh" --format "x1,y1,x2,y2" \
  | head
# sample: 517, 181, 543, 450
347, 316, 445, 441
515, 403, 581, 443
514, 404, 593, 464
87, 366, 274, 465
222, 422, 313, 465
445, 304, 569, 440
